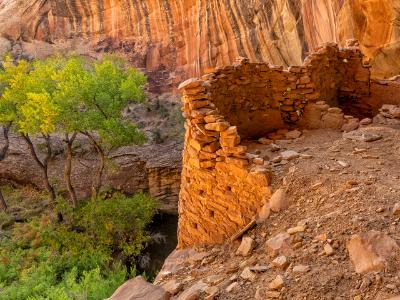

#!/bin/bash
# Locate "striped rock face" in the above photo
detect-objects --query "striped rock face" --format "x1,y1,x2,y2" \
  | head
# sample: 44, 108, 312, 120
1, 0, 400, 90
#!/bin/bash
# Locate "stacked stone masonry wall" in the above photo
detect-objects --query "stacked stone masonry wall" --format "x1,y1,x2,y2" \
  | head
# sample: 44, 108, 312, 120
177, 42, 395, 248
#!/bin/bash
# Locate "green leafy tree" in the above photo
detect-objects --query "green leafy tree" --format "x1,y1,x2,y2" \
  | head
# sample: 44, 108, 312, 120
0, 57, 60, 204
0, 55, 31, 211
60, 56, 146, 198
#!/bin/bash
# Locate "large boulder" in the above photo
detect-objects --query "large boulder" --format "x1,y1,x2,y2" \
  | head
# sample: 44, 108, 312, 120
347, 230, 399, 274
108, 276, 170, 300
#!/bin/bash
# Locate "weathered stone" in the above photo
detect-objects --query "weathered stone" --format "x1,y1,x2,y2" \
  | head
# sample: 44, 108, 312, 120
393, 203, 400, 215
256, 202, 271, 223
178, 78, 203, 90
272, 255, 289, 269
343, 131, 383, 142
347, 230, 399, 274
266, 233, 292, 255
240, 267, 256, 281
324, 243, 334, 256
205, 122, 230, 132
285, 130, 302, 139
161, 280, 183, 296
270, 188, 289, 212
292, 265, 311, 273
225, 282, 238, 293
108, 276, 170, 300
236, 237, 256, 256
177, 281, 208, 300
280, 150, 299, 160
287, 225, 306, 235
268, 275, 284, 290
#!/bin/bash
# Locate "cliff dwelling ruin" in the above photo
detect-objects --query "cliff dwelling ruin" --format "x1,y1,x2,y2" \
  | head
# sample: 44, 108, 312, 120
177, 41, 400, 248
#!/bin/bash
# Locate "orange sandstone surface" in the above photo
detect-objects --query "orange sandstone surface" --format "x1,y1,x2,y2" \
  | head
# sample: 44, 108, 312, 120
1, 0, 400, 91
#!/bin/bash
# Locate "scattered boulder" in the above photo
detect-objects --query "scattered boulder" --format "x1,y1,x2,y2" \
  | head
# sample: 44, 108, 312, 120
359, 118, 372, 126
272, 255, 289, 269
341, 119, 359, 132
177, 281, 208, 300
292, 265, 311, 273
287, 225, 306, 235
380, 104, 400, 119
225, 282, 239, 292
236, 237, 256, 256
256, 202, 271, 223
108, 276, 170, 300
240, 267, 256, 281
280, 150, 300, 161
343, 130, 383, 142
285, 130, 302, 139
270, 189, 289, 212
393, 203, 400, 215
268, 275, 285, 290
324, 243, 334, 256
266, 232, 292, 256
161, 279, 183, 296
347, 230, 400, 274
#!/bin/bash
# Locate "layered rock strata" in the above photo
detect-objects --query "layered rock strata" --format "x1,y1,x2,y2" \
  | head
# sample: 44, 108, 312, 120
177, 42, 400, 247
1, 1, 400, 91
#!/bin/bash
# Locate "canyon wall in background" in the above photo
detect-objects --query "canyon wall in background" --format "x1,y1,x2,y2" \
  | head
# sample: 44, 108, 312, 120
0, 0, 400, 91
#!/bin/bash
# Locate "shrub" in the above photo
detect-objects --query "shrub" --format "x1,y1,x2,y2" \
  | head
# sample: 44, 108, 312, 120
0, 193, 156, 300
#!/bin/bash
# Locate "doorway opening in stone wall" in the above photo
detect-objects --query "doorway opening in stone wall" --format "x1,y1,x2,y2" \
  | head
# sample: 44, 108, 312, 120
338, 95, 374, 120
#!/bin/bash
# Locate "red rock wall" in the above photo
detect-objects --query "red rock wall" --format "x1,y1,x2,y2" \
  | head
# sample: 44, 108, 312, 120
1, 0, 400, 91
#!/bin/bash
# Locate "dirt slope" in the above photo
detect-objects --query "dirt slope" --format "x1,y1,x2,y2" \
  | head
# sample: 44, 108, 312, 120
154, 122, 400, 300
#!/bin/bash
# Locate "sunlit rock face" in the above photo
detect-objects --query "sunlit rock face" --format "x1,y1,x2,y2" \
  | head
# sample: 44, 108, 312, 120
1, 0, 400, 89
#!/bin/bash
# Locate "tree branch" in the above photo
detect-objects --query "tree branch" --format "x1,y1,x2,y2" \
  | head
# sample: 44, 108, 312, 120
0, 122, 12, 161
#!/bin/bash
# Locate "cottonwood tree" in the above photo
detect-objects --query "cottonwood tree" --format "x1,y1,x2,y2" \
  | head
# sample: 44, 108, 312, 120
0, 56, 59, 205
0, 54, 147, 208
0, 56, 31, 211
71, 56, 147, 199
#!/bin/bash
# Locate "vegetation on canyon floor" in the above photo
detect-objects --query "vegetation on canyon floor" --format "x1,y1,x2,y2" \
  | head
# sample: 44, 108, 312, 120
0, 54, 161, 299
0, 188, 157, 300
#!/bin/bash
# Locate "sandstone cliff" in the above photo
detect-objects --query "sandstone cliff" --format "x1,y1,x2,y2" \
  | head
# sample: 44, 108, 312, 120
0, 134, 182, 214
1, 0, 400, 91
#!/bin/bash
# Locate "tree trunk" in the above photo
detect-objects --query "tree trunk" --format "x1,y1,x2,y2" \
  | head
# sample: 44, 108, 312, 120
0, 190, 7, 212
0, 123, 12, 212
84, 132, 105, 199
21, 134, 56, 205
64, 133, 77, 207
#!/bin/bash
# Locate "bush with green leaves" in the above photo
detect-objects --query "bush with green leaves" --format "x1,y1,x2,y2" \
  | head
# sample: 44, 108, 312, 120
0, 193, 157, 300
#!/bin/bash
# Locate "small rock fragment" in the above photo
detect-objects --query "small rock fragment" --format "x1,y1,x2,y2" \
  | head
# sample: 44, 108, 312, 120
393, 203, 400, 215
271, 143, 281, 152
270, 188, 289, 212
161, 279, 183, 295
258, 137, 272, 145
256, 202, 271, 223
324, 243, 334, 256
240, 267, 256, 281
268, 275, 284, 290
225, 282, 238, 293
287, 225, 306, 235
292, 265, 310, 273
266, 233, 292, 256
272, 255, 289, 269
236, 237, 256, 256
285, 130, 302, 139
177, 281, 208, 300
280, 150, 300, 160
347, 230, 399, 273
